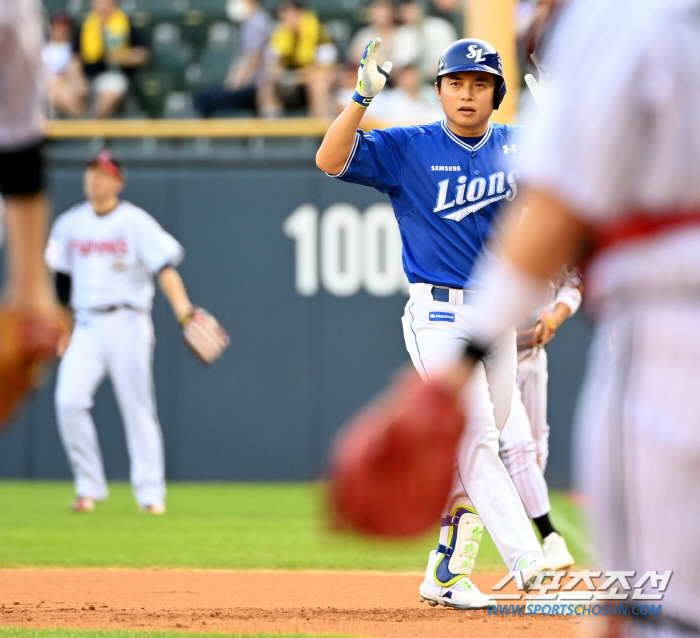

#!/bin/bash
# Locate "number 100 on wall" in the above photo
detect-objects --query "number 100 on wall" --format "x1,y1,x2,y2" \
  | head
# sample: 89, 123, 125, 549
284, 203, 409, 298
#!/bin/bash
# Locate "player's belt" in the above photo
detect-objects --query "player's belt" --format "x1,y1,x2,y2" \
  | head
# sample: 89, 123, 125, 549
430, 286, 475, 304
89, 304, 142, 313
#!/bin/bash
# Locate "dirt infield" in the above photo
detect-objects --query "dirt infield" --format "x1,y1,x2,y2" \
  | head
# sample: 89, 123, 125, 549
0, 569, 587, 638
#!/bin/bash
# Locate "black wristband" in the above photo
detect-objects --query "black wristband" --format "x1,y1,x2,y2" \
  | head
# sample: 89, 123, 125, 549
463, 341, 490, 362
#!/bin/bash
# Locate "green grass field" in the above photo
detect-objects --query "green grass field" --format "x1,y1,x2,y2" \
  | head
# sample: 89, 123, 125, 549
0, 481, 590, 571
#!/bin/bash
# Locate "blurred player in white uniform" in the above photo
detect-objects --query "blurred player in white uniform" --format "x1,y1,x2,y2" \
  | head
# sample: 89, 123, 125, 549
441, 0, 700, 635
499, 269, 582, 570
46, 151, 198, 514
0, 0, 64, 422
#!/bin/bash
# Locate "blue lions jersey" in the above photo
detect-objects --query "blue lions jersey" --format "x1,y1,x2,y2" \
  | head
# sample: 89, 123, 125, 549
331, 120, 520, 289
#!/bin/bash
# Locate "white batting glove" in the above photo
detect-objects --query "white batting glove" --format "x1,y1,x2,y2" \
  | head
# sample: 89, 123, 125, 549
524, 52, 550, 107
524, 74, 542, 105
351, 38, 393, 108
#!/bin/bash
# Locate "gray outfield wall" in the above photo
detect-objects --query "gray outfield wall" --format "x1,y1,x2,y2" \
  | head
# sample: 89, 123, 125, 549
0, 146, 592, 489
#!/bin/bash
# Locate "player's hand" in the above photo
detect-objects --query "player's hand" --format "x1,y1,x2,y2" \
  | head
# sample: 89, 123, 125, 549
56, 332, 71, 357
352, 38, 393, 108
517, 312, 556, 350
524, 52, 550, 106
56, 311, 73, 357
534, 311, 557, 347
524, 73, 542, 105
516, 325, 539, 351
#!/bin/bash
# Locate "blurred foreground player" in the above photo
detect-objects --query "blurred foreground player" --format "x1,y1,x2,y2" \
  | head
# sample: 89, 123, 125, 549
46, 152, 229, 514
318, 37, 552, 609
499, 269, 582, 571
469, 5, 700, 632
0, 0, 65, 424
332, 0, 700, 635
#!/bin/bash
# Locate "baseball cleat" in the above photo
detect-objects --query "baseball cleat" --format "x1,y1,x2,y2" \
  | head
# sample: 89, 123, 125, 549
419, 575, 494, 610
517, 551, 555, 592
140, 503, 166, 515
419, 552, 494, 609
542, 532, 574, 571
70, 496, 96, 513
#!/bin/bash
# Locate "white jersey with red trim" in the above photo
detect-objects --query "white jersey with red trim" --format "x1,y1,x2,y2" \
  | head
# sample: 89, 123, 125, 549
515, 0, 700, 632
522, 0, 700, 219
46, 201, 184, 313
521, 0, 700, 310
48, 199, 183, 512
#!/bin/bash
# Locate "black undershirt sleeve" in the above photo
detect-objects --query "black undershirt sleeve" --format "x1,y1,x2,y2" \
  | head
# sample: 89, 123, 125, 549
55, 272, 72, 307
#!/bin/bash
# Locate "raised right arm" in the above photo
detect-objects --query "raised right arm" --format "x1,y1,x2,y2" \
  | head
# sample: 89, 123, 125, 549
315, 102, 367, 175
315, 37, 392, 176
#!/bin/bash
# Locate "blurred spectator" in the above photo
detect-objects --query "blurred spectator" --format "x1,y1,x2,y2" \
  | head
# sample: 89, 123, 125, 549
333, 62, 359, 114
368, 64, 444, 124
43, 13, 87, 117
257, 1, 337, 118
429, 0, 464, 36
397, 0, 456, 83
348, 0, 417, 71
71, 0, 149, 118
194, 0, 274, 117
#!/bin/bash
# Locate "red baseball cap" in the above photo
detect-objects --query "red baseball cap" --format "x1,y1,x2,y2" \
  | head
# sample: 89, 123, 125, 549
86, 150, 123, 179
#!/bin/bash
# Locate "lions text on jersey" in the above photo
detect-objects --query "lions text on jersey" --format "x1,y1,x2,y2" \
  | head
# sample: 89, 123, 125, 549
331, 120, 520, 289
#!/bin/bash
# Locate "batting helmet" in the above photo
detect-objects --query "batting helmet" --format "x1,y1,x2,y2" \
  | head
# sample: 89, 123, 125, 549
436, 39, 507, 110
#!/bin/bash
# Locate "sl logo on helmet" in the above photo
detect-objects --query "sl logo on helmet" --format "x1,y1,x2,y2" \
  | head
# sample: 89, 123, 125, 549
466, 45, 487, 64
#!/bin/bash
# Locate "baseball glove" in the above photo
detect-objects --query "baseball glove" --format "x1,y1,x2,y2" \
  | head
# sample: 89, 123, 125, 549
181, 307, 230, 365
327, 368, 464, 537
0, 307, 68, 426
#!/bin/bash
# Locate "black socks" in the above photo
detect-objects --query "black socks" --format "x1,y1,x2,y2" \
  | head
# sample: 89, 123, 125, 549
533, 513, 557, 540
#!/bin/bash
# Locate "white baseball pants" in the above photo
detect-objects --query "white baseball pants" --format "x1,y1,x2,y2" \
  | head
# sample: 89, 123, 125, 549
576, 299, 700, 636
499, 349, 552, 519
55, 308, 166, 507
402, 283, 542, 571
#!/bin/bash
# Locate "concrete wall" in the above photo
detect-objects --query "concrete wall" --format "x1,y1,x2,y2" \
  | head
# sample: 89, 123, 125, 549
0, 147, 592, 488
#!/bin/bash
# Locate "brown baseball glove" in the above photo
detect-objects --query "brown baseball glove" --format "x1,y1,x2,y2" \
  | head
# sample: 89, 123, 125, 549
327, 368, 465, 538
181, 307, 230, 365
0, 307, 68, 426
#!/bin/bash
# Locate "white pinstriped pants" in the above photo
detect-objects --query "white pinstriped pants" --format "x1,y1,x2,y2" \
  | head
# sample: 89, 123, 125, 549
499, 349, 552, 519
575, 299, 700, 636
55, 308, 166, 508
401, 283, 542, 571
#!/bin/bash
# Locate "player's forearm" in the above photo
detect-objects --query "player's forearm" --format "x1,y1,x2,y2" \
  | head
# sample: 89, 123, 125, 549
546, 302, 572, 331
157, 266, 193, 322
456, 189, 593, 356
4, 193, 56, 314
315, 102, 366, 175
501, 188, 592, 282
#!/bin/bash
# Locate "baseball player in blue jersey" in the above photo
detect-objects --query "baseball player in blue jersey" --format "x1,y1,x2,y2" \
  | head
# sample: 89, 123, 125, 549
317, 37, 552, 609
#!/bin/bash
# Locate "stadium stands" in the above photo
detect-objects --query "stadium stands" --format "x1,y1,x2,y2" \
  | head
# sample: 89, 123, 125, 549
42, 0, 381, 118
